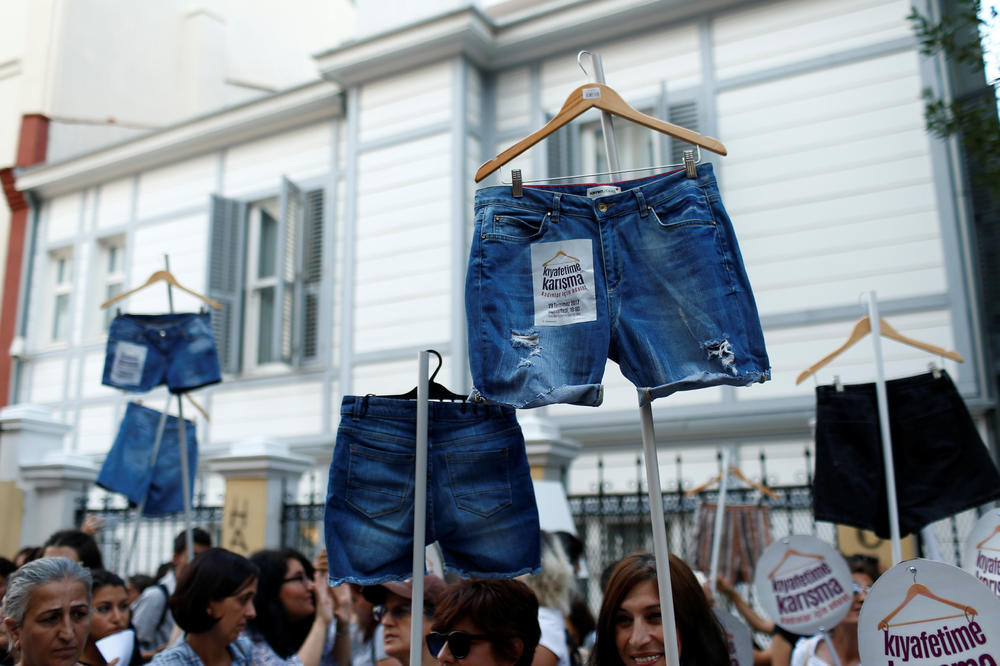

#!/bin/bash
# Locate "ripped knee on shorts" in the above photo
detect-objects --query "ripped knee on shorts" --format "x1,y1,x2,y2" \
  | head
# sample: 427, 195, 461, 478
705, 338, 737, 375
511, 330, 542, 366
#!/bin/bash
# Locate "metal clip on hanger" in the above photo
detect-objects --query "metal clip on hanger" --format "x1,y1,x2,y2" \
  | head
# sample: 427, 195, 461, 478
683, 150, 697, 178
512, 169, 523, 198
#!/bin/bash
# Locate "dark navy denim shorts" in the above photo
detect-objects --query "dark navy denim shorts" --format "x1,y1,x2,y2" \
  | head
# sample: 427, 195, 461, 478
812, 370, 1000, 538
102, 312, 222, 394
324, 396, 541, 585
466, 164, 770, 408
97, 402, 198, 515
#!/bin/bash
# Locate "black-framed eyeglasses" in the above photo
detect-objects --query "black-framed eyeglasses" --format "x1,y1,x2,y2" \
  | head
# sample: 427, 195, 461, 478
852, 582, 872, 595
373, 604, 411, 622
282, 573, 310, 586
425, 631, 492, 659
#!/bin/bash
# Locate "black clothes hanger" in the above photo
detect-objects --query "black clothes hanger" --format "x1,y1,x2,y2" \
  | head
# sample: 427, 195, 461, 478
379, 350, 468, 401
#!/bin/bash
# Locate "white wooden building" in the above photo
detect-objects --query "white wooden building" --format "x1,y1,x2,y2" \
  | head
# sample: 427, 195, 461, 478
4, 0, 995, 552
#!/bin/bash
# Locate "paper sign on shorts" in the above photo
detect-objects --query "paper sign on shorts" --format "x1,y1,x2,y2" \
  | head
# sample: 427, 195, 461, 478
714, 607, 753, 666
859, 558, 1000, 666
753, 535, 853, 635
964, 509, 1000, 599
530, 239, 597, 327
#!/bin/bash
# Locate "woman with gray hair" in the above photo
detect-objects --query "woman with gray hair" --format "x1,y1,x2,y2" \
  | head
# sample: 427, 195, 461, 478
2, 557, 92, 666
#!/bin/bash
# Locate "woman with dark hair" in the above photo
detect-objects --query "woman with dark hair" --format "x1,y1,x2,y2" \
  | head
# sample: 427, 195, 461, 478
589, 553, 729, 666
150, 548, 258, 665
42, 529, 104, 570
430, 578, 541, 666
246, 548, 345, 666
79, 569, 144, 666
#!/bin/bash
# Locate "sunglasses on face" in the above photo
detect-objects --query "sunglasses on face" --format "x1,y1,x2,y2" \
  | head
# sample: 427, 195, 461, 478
373, 604, 411, 622
852, 582, 872, 595
425, 631, 491, 659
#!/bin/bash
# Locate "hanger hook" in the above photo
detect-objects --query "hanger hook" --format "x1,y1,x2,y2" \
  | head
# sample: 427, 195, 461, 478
426, 349, 444, 383
908, 565, 917, 584
577, 50, 592, 79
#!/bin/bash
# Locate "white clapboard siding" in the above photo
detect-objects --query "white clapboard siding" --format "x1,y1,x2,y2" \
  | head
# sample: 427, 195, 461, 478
29, 358, 70, 404
541, 25, 701, 112
359, 61, 453, 144
467, 66, 483, 129
713, 0, 911, 81
127, 214, 211, 313
136, 154, 217, 221
96, 178, 134, 230
222, 122, 333, 197
351, 356, 460, 397
210, 381, 324, 442
743, 309, 961, 401
496, 67, 532, 134
75, 404, 117, 454
80, 351, 120, 399
46, 192, 82, 242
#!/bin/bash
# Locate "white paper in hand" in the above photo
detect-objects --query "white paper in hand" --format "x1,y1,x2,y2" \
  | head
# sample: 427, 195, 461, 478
96, 627, 134, 666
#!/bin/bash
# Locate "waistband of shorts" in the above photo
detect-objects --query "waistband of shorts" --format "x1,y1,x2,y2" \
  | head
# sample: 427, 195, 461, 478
111, 312, 208, 334
124, 401, 194, 427
340, 395, 516, 423
815, 370, 953, 399
474, 163, 718, 217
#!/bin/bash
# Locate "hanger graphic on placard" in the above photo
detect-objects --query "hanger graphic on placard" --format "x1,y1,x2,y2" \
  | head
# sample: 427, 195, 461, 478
767, 549, 826, 580
543, 251, 580, 266
975, 524, 1000, 551
877, 583, 977, 630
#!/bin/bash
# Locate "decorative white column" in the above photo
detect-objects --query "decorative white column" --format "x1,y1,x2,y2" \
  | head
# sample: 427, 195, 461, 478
520, 414, 582, 484
205, 438, 313, 555
0, 404, 97, 550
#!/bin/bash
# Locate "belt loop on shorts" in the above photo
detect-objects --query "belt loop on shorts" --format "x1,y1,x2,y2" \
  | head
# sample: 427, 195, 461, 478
635, 189, 648, 217
352, 395, 371, 421
551, 193, 561, 223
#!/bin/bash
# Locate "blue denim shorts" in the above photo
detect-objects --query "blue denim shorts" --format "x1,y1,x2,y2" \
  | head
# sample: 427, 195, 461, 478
324, 396, 541, 585
102, 312, 222, 394
97, 402, 198, 515
466, 164, 770, 407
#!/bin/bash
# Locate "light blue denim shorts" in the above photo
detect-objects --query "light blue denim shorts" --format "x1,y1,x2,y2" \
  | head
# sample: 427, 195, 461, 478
324, 396, 541, 585
466, 164, 770, 408
102, 312, 221, 394
97, 402, 198, 515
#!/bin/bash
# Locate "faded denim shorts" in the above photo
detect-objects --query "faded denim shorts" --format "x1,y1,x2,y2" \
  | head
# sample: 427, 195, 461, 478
324, 396, 541, 585
466, 164, 770, 407
102, 312, 222, 394
97, 402, 198, 516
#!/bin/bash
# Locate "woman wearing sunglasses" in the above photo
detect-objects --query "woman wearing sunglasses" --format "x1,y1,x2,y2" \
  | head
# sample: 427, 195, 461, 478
429, 579, 541, 666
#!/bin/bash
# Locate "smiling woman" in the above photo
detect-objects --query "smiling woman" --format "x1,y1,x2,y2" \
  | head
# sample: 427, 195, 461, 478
149, 548, 259, 666
1, 557, 93, 666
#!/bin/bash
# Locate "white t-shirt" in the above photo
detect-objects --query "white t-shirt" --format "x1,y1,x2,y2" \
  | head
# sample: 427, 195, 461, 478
537, 606, 571, 666
790, 635, 832, 666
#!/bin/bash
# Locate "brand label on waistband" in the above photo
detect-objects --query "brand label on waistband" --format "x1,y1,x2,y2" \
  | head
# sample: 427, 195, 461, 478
582, 87, 601, 99
530, 239, 597, 327
109, 340, 148, 386
586, 185, 621, 198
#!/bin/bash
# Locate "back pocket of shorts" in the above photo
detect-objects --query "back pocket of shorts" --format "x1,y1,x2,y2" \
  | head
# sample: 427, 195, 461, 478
346, 443, 414, 519
446, 448, 512, 518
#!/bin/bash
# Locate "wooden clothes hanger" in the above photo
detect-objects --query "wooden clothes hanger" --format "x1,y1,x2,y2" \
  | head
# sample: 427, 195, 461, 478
684, 465, 779, 500
101, 270, 221, 310
795, 316, 963, 385
475, 82, 727, 183
378, 350, 467, 401
877, 583, 977, 630
766, 549, 826, 579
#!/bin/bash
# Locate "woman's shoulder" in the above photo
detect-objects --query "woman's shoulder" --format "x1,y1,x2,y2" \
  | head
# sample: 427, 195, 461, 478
241, 630, 303, 666
789, 635, 825, 666
149, 640, 200, 665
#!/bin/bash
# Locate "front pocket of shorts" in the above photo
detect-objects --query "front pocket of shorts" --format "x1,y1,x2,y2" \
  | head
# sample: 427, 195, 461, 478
484, 209, 548, 242
446, 448, 512, 518
648, 187, 716, 229
345, 443, 414, 519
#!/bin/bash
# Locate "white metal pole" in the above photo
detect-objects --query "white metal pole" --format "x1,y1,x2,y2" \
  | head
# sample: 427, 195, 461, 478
409, 350, 430, 666
708, 446, 733, 594
587, 50, 680, 666
867, 291, 902, 565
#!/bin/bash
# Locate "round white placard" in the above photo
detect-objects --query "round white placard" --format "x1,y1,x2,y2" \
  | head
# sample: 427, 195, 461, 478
714, 608, 752, 666
753, 535, 853, 635
859, 558, 1000, 666
963, 508, 1000, 600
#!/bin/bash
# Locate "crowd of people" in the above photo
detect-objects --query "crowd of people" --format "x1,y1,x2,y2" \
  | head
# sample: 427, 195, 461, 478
0, 522, 879, 666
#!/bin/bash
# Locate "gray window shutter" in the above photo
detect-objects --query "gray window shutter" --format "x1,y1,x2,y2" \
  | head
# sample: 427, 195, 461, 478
668, 102, 700, 164
300, 189, 324, 363
546, 115, 573, 178
208, 195, 247, 374
276, 176, 303, 364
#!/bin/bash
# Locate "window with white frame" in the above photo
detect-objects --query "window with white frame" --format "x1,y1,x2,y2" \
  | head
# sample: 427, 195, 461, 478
49, 250, 74, 344
578, 101, 699, 175
209, 177, 325, 374
99, 237, 125, 332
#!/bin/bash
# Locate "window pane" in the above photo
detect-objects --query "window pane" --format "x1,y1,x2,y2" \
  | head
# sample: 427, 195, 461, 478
108, 245, 120, 273
53, 293, 70, 341
104, 284, 123, 330
57, 258, 68, 283
258, 210, 278, 279
257, 286, 275, 364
